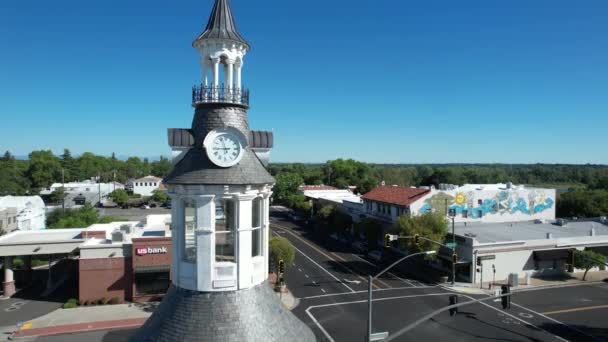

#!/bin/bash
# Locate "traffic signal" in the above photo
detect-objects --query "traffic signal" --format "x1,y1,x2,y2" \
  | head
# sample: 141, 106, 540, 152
414, 234, 420, 244
501, 285, 511, 310
449, 295, 458, 316
452, 253, 458, 264
385, 234, 391, 248
278, 259, 285, 274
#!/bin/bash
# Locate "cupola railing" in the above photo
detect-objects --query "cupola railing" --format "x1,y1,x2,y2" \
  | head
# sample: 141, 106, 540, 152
192, 84, 250, 106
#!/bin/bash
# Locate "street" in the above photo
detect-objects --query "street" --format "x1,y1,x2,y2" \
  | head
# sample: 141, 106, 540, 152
270, 216, 608, 342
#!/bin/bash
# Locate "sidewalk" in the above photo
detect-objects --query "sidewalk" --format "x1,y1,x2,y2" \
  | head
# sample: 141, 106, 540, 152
269, 272, 299, 310
11, 304, 151, 339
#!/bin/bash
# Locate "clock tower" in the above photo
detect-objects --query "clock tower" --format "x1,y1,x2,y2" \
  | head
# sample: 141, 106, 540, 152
130, 0, 315, 341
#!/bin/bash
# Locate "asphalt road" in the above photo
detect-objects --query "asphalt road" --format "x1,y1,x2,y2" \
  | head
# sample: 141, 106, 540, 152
271, 216, 608, 342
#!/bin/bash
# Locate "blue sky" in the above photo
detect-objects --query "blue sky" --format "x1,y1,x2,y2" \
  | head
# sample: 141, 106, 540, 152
1, 0, 607, 164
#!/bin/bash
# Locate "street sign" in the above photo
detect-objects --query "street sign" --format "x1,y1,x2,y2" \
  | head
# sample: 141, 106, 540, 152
446, 242, 457, 249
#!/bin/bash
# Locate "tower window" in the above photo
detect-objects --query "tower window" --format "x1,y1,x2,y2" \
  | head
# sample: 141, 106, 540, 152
252, 197, 263, 257
216, 200, 236, 262
183, 198, 197, 262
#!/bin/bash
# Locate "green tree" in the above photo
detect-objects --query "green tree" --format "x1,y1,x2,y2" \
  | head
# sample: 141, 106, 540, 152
391, 213, 448, 253
47, 204, 102, 228
269, 236, 295, 273
355, 218, 383, 249
2, 151, 14, 161
573, 249, 606, 281
26, 150, 62, 189
557, 190, 608, 218
152, 190, 168, 203
151, 157, 173, 178
50, 187, 66, 204
109, 189, 129, 207
273, 173, 303, 204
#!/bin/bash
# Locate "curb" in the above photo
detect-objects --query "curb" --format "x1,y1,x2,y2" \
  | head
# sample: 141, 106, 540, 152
12, 317, 147, 339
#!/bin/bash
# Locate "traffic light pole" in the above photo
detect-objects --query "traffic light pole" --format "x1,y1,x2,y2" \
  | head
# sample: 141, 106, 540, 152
451, 217, 455, 286
367, 250, 435, 342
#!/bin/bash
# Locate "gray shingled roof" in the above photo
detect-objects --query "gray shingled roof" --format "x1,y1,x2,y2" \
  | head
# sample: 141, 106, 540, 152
130, 283, 316, 342
194, 0, 249, 48
164, 147, 274, 185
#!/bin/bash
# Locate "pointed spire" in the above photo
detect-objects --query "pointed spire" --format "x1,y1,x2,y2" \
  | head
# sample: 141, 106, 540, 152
194, 0, 249, 48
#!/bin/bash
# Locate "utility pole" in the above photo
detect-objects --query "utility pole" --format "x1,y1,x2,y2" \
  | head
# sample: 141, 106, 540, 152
98, 172, 101, 207
367, 250, 435, 342
451, 216, 456, 285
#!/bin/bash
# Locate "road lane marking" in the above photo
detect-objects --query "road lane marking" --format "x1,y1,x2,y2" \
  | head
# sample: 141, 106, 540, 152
298, 268, 302, 272
543, 304, 608, 315
272, 232, 355, 293
351, 252, 417, 287
463, 296, 569, 342
300, 285, 437, 300
321, 288, 326, 293
510, 302, 603, 342
305, 274, 309, 278
305, 307, 336, 342
273, 224, 381, 289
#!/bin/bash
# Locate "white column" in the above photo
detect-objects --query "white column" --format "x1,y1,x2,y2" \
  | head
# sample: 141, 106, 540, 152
169, 193, 181, 285
236, 194, 256, 289
4, 256, 13, 284
226, 60, 235, 101
235, 61, 242, 91
200, 58, 208, 87
262, 191, 272, 282
195, 195, 215, 292
211, 58, 220, 100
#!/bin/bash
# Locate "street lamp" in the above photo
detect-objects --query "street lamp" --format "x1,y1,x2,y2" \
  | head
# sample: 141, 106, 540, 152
367, 250, 436, 342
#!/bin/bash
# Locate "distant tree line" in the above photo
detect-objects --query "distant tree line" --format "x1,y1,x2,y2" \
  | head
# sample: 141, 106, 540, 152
3, 151, 608, 218
0, 149, 173, 195
270, 159, 608, 218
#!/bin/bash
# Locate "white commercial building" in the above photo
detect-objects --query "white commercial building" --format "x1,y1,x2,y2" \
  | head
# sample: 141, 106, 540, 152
40, 180, 125, 207
361, 183, 556, 225
130, 176, 163, 197
452, 218, 608, 285
0, 196, 46, 231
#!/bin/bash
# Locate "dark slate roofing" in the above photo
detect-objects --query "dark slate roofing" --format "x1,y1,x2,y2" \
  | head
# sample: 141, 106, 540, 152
194, 0, 249, 47
130, 283, 315, 342
164, 148, 274, 185
167, 129, 194, 148
249, 130, 273, 148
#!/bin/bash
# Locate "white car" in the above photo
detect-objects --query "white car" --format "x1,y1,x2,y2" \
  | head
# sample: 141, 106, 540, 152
367, 250, 383, 262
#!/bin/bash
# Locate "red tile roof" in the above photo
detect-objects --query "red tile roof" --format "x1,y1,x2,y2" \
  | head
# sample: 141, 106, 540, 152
361, 186, 430, 207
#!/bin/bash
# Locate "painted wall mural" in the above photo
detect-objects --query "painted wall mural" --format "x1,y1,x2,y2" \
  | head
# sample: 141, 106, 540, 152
419, 189, 554, 220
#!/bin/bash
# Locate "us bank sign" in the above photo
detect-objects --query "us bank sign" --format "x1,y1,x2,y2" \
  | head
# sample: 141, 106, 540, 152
136, 246, 168, 256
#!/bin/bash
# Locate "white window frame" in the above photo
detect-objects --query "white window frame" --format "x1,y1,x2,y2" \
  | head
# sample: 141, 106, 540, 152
251, 197, 263, 258
183, 197, 197, 262
215, 199, 237, 264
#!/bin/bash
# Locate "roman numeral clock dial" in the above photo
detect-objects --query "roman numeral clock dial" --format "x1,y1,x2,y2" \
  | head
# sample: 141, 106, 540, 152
203, 128, 246, 167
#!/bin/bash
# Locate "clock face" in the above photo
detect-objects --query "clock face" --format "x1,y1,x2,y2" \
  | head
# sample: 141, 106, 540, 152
204, 129, 246, 167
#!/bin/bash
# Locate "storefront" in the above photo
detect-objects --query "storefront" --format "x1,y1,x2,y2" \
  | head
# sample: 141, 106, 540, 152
78, 221, 172, 304
131, 238, 172, 302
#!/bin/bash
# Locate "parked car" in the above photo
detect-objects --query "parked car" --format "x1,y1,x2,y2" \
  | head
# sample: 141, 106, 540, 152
140, 204, 150, 210
329, 233, 339, 241
367, 250, 383, 262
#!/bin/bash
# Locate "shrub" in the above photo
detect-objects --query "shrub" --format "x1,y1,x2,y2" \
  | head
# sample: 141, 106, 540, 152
108, 297, 121, 305
63, 298, 79, 309
63, 302, 78, 309
97, 298, 107, 305
12, 258, 24, 269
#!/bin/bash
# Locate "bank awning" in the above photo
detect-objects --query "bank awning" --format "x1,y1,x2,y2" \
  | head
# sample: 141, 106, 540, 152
134, 265, 171, 274
533, 249, 570, 261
